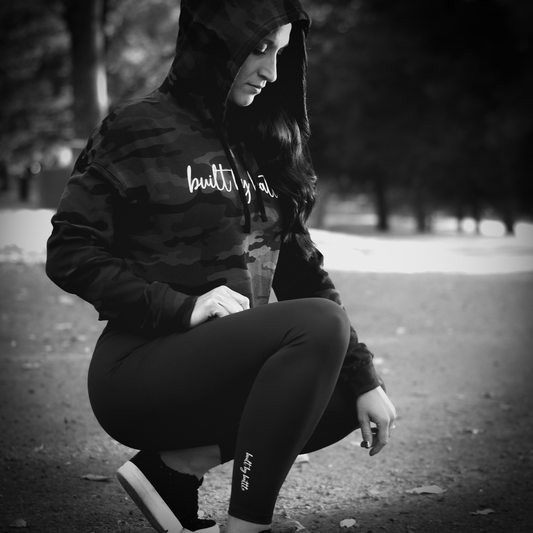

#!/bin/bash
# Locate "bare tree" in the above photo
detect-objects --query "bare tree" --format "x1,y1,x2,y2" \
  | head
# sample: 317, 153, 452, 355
63, 0, 108, 141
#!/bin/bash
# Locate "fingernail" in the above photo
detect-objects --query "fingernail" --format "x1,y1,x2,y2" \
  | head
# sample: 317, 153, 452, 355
360, 440, 371, 449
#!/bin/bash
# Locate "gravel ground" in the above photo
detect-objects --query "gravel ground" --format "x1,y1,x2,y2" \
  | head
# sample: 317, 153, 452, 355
1, 258, 532, 533
2, 199, 533, 532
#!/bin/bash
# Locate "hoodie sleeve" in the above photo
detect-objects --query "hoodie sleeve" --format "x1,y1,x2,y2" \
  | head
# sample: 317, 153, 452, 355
272, 238, 382, 399
46, 165, 196, 335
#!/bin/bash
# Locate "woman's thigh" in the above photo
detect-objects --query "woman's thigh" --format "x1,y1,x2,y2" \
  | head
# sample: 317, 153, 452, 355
88, 298, 350, 450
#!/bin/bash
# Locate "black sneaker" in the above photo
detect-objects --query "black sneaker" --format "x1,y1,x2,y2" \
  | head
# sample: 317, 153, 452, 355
116, 450, 219, 533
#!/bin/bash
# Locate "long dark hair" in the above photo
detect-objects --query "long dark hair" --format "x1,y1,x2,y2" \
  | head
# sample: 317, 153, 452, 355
227, 81, 317, 258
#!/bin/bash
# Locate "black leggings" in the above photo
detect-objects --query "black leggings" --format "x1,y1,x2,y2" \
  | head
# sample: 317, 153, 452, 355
88, 298, 359, 525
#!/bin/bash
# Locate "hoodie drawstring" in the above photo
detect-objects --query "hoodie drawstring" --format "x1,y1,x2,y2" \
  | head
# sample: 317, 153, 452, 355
216, 124, 268, 233
236, 143, 268, 224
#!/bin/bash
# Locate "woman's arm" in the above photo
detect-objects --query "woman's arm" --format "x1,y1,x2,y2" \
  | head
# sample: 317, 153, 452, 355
273, 238, 396, 454
46, 165, 196, 335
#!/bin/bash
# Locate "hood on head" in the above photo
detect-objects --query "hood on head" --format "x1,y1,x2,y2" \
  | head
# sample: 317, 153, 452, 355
160, 0, 310, 123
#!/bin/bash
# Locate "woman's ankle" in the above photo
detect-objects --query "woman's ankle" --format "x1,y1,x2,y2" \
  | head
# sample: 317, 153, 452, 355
159, 445, 221, 479
226, 515, 271, 533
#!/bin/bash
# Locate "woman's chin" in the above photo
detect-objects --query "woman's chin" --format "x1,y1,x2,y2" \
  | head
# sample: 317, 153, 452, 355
229, 94, 256, 107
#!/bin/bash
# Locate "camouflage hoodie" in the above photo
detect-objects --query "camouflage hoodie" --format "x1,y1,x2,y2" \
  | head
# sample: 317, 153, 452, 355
46, 0, 381, 398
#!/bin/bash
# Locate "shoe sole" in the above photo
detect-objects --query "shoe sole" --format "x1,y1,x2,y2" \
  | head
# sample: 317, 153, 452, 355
117, 460, 219, 533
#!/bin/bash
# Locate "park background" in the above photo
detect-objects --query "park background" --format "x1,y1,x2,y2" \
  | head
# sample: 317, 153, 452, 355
1, 1, 533, 532
1, 0, 532, 233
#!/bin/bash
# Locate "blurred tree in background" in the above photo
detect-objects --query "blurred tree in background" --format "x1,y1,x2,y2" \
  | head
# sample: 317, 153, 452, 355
0, 0, 531, 233
0, 0, 178, 166
303, 0, 533, 233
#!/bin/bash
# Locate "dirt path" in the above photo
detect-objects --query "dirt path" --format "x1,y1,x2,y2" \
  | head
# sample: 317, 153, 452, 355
1, 263, 532, 532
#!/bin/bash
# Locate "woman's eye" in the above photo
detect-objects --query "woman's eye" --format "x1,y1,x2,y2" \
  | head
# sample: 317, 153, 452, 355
253, 46, 268, 55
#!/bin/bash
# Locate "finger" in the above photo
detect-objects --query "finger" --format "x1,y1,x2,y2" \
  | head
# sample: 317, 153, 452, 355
369, 423, 391, 457
377, 386, 398, 419
213, 287, 249, 311
359, 416, 373, 449
362, 426, 379, 450
371, 426, 379, 445
369, 443, 385, 456
208, 302, 232, 320
210, 297, 244, 318
223, 287, 250, 310
190, 288, 247, 327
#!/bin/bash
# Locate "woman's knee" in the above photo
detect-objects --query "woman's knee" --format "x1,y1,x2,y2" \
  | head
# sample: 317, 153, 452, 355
309, 297, 350, 328
293, 298, 351, 352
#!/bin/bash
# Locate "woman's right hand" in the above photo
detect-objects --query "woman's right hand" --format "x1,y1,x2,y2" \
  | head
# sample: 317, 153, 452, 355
190, 286, 250, 328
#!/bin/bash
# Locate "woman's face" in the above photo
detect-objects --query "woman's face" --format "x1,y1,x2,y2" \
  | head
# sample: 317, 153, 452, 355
229, 23, 292, 107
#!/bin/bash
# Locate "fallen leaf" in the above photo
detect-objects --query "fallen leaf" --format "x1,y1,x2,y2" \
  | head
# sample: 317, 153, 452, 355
81, 474, 111, 482
406, 485, 445, 495
470, 509, 495, 515
340, 518, 357, 528
464, 428, 481, 435
9, 518, 27, 528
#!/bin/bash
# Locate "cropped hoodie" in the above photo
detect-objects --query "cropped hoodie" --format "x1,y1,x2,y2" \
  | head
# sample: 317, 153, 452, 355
46, 0, 381, 399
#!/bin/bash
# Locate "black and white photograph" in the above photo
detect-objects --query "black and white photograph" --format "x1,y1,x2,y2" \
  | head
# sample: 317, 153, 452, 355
0, 1, 532, 532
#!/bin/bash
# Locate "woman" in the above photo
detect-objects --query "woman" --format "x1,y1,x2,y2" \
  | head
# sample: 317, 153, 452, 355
46, 1, 396, 533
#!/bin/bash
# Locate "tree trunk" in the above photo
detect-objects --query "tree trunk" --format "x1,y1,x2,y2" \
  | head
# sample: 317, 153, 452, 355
311, 179, 333, 229
454, 201, 465, 233
374, 174, 389, 232
64, 0, 108, 141
496, 148, 516, 236
501, 197, 516, 236
412, 178, 430, 233
470, 197, 482, 234
489, 121, 518, 236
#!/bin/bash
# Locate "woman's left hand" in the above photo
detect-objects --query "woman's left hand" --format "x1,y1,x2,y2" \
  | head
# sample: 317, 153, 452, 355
356, 386, 397, 456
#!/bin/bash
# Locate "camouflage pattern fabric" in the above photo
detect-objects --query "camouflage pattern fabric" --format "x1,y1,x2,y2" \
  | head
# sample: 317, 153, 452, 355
46, 0, 380, 398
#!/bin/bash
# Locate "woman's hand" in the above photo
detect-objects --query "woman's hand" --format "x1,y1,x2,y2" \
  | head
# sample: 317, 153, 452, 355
190, 286, 250, 328
356, 386, 397, 456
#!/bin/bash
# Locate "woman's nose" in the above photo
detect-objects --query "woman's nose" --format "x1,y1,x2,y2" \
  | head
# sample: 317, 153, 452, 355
259, 56, 278, 83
